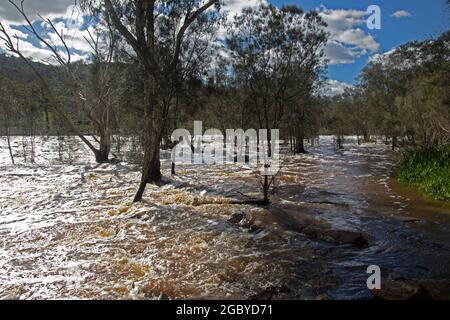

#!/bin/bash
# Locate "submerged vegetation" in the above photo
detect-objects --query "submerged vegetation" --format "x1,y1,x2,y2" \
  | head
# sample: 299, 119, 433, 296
0, 0, 449, 301
397, 146, 450, 201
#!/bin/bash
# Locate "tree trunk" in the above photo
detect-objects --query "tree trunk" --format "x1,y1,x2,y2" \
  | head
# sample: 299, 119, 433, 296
363, 133, 370, 143
44, 105, 50, 133
146, 146, 162, 182
6, 133, 14, 165
263, 175, 270, 205
133, 76, 162, 203
392, 135, 397, 151
134, 141, 161, 202
337, 135, 344, 149
94, 130, 111, 163
4, 110, 15, 165
295, 128, 307, 154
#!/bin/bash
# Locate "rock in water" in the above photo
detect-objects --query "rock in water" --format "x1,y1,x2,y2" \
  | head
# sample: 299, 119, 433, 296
269, 208, 370, 248
371, 279, 450, 300
249, 284, 291, 300
303, 227, 370, 248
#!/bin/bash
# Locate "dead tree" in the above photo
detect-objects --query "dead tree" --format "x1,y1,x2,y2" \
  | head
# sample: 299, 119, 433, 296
83, 26, 119, 162
0, 0, 116, 163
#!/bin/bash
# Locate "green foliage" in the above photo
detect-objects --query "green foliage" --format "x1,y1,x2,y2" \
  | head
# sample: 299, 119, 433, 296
397, 146, 450, 201
332, 31, 450, 147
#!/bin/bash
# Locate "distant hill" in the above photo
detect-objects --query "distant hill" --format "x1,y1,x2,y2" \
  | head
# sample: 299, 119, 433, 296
0, 54, 57, 84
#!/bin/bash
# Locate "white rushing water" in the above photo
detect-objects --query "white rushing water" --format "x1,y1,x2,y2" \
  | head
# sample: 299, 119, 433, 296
0, 135, 449, 300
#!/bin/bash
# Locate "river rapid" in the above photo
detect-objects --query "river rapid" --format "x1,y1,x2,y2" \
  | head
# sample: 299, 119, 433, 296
0, 136, 449, 299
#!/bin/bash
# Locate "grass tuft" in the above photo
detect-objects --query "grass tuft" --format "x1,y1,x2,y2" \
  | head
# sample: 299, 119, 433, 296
397, 145, 450, 201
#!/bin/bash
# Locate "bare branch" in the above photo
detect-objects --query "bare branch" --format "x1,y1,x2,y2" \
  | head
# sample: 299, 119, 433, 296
171, 0, 219, 71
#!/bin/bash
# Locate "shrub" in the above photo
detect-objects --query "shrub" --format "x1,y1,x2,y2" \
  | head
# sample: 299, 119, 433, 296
397, 145, 450, 201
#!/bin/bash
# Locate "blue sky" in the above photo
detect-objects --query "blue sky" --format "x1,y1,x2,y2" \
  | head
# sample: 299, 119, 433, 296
269, 0, 449, 84
0, 0, 448, 94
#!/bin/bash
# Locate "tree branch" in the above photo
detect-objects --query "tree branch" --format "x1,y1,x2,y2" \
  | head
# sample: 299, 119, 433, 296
170, 0, 219, 71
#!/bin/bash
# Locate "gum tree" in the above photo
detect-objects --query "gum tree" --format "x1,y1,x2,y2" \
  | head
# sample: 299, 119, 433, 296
80, 0, 222, 202
227, 4, 327, 154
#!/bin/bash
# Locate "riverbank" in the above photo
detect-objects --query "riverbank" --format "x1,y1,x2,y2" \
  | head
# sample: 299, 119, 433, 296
397, 146, 450, 202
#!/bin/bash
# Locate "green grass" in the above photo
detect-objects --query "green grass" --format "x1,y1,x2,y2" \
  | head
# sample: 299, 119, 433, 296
397, 145, 450, 202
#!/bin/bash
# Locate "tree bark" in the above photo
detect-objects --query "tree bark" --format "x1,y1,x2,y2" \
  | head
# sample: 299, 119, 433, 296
134, 141, 161, 202
363, 133, 370, 143
337, 135, 344, 149
392, 135, 397, 151
295, 127, 307, 154
133, 76, 162, 202
4, 108, 15, 165
6, 132, 14, 165
94, 130, 111, 163
263, 175, 270, 205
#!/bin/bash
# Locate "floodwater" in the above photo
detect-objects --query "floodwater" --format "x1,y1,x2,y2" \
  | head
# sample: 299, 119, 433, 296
0, 136, 449, 300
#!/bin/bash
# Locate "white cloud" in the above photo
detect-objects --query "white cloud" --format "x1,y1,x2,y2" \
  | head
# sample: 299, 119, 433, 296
1, 17, 91, 64
323, 79, 354, 96
215, 0, 267, 40
1, 1, 382, 68
222, 0, 267, 19
319, 7, 368, 34
0, 0, 76, 23
336, 28, 379, 52
45, 22, 95, 54
0, 20, 46, 59
324, 41, 360, 64
318, 6, 380, 65
391, 10, 412, 18
0, 19, 28, 41
0, 2, 97, 64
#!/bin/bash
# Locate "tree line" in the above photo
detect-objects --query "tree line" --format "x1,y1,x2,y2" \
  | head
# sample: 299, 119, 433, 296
0, 0, 448, 202
325, 31, 449, 150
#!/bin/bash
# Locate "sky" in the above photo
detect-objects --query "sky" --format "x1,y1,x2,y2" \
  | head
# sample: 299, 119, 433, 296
0, 0, 448, 95
272, 0, 449, 90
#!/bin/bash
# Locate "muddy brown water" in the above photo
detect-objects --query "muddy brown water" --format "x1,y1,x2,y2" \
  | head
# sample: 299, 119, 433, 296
0, 136, 449, 299
272, 139, 450, 299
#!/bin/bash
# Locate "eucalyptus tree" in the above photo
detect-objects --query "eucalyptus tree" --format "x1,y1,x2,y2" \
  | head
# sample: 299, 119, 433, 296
359, 57, 407, 150
287, 9, 327, 154
360, 31, 450, 149
227, 4, 327, 153
81, 0, 222, 202
394, 32, 450, 146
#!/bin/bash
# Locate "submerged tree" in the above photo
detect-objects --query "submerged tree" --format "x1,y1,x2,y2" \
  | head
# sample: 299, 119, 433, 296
81, 0, 222, 202
227, 4, 327, 154
359, 31, 450, 149
0, 0, 118, 163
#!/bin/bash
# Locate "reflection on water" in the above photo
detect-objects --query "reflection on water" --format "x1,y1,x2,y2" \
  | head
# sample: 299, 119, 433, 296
0, 136, 449, 299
